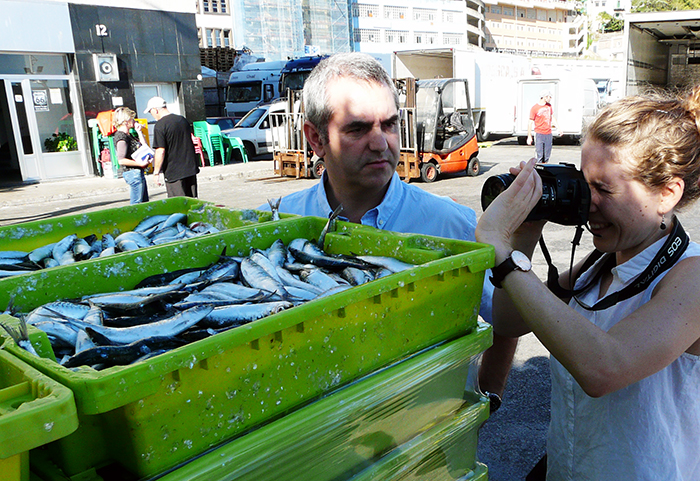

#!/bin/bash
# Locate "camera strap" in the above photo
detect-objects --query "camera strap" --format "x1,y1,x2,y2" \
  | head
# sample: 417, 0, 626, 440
542, 218, 689, 311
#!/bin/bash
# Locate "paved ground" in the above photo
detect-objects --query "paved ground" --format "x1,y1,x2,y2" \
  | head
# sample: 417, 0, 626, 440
4, 139, 699, 480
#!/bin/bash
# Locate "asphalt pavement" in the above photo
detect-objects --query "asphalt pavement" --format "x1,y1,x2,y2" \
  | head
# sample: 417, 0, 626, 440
10, 139, 697, 480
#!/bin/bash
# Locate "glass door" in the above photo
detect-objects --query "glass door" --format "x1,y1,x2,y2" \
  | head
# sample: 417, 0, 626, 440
4, 78, 86, 180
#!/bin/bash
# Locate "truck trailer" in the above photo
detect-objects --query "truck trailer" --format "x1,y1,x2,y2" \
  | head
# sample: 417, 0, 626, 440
392, 47, 531, 141
624, 10, 700, 96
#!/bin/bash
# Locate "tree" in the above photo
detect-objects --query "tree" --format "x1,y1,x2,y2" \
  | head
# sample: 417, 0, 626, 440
598, 12, 624, 32
632, 0, 700, 12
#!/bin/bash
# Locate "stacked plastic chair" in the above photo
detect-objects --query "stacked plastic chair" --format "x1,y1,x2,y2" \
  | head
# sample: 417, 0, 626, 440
192, 121, 215, 166
206, 122, 227, 165
191, 134, 207, 167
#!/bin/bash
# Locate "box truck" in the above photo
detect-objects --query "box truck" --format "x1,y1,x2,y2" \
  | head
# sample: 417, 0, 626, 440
514, 76, 599, 145
392, 47, 531, 141
624, 10, 700, 96
225, 60, 286, 121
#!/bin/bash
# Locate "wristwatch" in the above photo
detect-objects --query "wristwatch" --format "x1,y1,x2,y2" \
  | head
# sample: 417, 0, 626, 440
490, 250, 532, 288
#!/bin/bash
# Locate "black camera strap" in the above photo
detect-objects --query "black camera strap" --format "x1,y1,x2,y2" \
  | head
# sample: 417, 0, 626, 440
541, 217, 689, 311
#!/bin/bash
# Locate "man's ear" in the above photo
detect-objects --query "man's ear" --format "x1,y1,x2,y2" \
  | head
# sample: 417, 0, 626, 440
303, 120, 326, 159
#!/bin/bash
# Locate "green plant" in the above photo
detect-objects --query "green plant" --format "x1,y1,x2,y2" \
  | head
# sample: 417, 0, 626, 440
44, 132, 78, 152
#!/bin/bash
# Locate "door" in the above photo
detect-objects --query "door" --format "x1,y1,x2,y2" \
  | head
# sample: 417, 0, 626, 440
4, 78, 85, 181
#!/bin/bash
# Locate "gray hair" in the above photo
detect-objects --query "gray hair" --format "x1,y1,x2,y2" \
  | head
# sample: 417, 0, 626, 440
302, 52, 399, 144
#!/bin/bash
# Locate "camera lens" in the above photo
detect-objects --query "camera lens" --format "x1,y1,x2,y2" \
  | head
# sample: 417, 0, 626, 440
481, 174, 514, 212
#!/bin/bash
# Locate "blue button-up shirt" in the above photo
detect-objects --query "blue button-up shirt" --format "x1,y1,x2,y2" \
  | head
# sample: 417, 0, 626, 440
259, 172, 493, 323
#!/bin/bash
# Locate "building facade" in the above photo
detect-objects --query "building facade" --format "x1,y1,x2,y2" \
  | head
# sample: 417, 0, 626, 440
0, 0, 203, 184
482, 0, 586, 57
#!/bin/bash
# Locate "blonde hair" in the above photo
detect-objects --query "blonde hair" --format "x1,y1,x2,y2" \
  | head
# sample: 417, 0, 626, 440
112, 107, 136, 128
584, 86, 700, 210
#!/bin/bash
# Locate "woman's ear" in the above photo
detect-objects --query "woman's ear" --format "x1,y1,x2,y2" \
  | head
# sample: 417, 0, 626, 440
660, 177, 685, 215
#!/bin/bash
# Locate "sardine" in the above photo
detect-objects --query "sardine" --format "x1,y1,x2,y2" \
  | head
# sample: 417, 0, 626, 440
0, 319, 39, 356
240, 257, 290, 299
52, 234, 78, 262
199, 301, 292, 328
134, 214, 171, 233
357, 255, 414, 273
62, 336, 187, 368
267, 197, 281, 221
66, 305, 214, 345
28, 243, 56, 264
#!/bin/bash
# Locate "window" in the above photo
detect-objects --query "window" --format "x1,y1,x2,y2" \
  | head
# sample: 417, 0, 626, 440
491, 5, 501, 14
220, 0, 227, 13
503, 7, 514, 16
211, 0, 218, 13
223, 29, 231, 47
353, 3, 380, 17
355, 28, 381, 43
443, 33, 463, 45
384, 5, 407, 20
214, 28, 222, 47
443, 10, 460, 22
203, 0, 209, 13
413, 8, 436, 21
205, 28, 213, 47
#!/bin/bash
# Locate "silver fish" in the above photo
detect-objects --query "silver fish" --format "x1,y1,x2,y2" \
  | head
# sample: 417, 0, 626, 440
299, 268, 341, 291
134, 214, 171, 233
28, 243, 56, 263
200, 301, 292, 327
267, 197, 281, 221
52, 234, 77, 262
357, 255, 414, 273
67, 305, 214, 345
240, 257, 290, 299
115, 231, 151, 249
0, 319, 39, 355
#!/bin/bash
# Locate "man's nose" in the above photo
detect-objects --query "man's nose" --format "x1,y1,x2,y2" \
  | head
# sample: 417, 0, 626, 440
367, 125, 388, 152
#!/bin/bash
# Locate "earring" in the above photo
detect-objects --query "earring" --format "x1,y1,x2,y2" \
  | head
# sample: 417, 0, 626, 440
660, 214, 667, 230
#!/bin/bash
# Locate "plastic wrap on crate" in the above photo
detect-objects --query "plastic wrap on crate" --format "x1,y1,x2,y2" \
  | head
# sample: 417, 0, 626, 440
154, 326, 491, 481
0, 324, 79, 481
349, 401, 490, 481
0, 197, 285, 277
0, 216, 494, 478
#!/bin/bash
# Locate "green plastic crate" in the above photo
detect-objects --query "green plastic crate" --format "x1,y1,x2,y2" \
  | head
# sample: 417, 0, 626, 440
154, 326, 491, 481
0, 327, 79, 481
0, 216, 493, 478
350, 402, 490, 481
0, 196, 283, 267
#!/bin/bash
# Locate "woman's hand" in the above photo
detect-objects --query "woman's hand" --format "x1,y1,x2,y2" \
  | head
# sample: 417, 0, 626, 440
476, 158, 544, 260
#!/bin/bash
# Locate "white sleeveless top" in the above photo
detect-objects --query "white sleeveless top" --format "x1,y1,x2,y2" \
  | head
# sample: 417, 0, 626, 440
547, 236, 700, 480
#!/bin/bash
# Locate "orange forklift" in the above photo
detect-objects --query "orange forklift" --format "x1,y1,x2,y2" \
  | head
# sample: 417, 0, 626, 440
396, 77, 480, 182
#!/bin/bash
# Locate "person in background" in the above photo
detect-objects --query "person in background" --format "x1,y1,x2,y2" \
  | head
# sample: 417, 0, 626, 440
258, 52, 518, 409
112, 107, 149, 204
145, 97, 199, 198
527, 90, 559, 163
477, 87, 700, 479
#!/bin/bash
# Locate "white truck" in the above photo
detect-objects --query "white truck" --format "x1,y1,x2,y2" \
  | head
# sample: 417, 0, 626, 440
392, 47, 531, 141
624, 10, 700, 96
513, 75, 599, 145
225, 60, 286, 121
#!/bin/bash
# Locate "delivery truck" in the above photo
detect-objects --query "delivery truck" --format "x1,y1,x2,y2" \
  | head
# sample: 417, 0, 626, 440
624, 10, 700, 96
514, 75, 599, 145
225, 60, 286, 121
392, 47, 531, 141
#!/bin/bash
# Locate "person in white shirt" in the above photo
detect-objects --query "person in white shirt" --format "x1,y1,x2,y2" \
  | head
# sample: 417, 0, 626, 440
477, 87, 700, 480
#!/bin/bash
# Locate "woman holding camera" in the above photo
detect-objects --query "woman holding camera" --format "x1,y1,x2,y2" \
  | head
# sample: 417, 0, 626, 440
476, 87, 700, 480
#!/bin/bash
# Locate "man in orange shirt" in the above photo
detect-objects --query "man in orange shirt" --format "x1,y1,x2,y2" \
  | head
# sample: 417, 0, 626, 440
526, 90, 559, 163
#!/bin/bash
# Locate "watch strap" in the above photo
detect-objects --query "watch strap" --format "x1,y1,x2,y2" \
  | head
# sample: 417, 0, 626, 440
490, 255, 517, 289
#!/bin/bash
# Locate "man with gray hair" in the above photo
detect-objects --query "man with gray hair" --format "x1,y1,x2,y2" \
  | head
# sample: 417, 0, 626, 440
260, 52, 517, 409
527, 89, 559, 163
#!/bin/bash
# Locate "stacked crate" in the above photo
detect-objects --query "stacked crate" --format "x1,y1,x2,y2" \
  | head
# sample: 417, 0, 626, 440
0, 200, 494, 480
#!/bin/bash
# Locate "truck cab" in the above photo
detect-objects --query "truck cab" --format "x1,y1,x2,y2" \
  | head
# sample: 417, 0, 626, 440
225, 60, 286, 121
278, 55, 329, 95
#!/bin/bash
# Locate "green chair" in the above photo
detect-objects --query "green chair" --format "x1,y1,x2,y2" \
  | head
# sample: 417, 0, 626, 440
206, 122, 227, 165
224, 135, 249, 163
88, 119, 119, 177
193, 121, 215, 166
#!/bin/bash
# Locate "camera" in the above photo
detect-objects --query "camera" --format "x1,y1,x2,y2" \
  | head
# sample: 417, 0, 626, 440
480, 163, 591, 226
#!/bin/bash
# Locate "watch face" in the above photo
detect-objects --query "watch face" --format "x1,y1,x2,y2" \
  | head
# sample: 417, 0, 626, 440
511, 250, 531, 271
